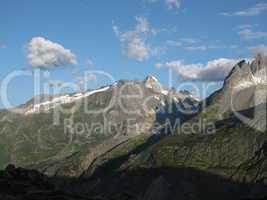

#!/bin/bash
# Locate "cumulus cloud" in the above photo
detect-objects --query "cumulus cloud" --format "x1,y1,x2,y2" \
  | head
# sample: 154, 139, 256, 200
156, 58, 240, 81
27, 37, 77, 68
113, 17, 151, 61
249, 45, 267, 56
121, 32, 150, 61
222, 3, 267, 16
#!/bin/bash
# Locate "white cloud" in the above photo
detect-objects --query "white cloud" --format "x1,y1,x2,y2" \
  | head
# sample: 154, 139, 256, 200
135, 17, 149, 33
184, 44, 234, 51
121, 32, 150, 61
185, 45, 207, 51
237, 25, 267, 40
157, 58, 240, 81
195, 59, 240, 81
165, 0, 180, 10
180, 38, 200, 44
27, 37, 77, 68
166, 40, 182, 47
249, 45, 267, 56
222, 3, 267, 16
113, 17, 151, 61
238, 28, 267, 39
112, 23, 120, 36
146, 0, 181, 10
166, 38, 234, 51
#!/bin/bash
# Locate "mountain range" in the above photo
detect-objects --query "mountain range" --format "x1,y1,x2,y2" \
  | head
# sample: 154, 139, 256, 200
0, 55, 267, 200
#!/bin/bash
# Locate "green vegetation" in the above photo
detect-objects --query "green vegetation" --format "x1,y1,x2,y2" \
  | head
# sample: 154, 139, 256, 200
90, 122, 267, 183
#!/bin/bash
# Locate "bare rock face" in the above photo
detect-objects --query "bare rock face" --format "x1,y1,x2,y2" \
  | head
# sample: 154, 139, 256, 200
190, 54, 267, 133
219, 55, 267, 116
144, 75, 164, 94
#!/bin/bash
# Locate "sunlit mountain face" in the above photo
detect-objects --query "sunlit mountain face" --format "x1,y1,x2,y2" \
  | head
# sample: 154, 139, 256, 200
0, 1, 267, 200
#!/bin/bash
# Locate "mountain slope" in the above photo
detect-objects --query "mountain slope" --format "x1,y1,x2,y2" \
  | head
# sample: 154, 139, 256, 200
49, 55, 267, 199
0, 76, 197, 170
89, 119, 266, 181
46, 115, 266, 200
0, 55, 266, 199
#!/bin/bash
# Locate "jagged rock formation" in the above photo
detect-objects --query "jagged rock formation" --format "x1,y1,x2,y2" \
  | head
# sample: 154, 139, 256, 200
220, 55, 266, 116
143, 75, 169, 95
188, 55, 267, 132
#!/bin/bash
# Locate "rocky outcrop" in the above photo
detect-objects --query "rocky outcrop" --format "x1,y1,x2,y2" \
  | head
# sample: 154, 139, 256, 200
188, 54, 267, 133
219, 55, 267, 117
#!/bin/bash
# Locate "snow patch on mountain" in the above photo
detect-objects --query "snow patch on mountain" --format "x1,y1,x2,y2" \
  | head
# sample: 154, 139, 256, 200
25, 86, 111, 114
84, 86, 110, 97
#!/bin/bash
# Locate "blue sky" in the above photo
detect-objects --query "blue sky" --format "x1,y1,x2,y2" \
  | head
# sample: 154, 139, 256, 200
0, 0, 267, 107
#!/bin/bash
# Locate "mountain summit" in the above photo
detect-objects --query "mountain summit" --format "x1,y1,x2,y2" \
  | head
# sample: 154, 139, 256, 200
144, 75, 166, 94
190, 55, 267, 131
